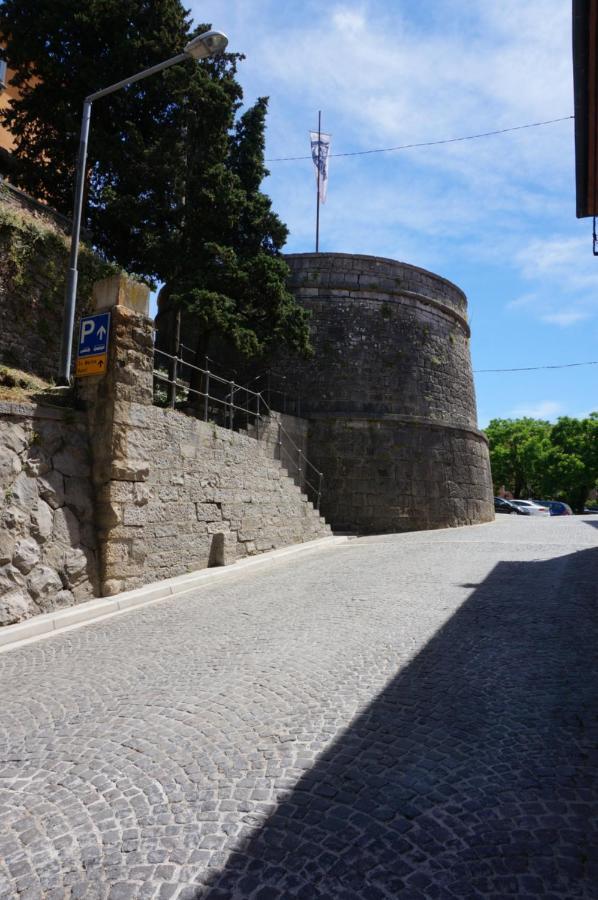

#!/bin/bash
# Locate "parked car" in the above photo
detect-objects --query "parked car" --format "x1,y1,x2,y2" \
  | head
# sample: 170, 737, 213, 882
548, 501, 573, 516
509, 499, 549, 516
494, 497, 517, 514
583, 507, 598, 514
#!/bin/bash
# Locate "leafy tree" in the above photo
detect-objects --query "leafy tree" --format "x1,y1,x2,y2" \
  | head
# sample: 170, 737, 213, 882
1, 2, 311, 367
0, 0, 190, 280
485, 418, 552, 497
163, 86, 311, 369
545, 413, 598, 512
485, 414, 598, 511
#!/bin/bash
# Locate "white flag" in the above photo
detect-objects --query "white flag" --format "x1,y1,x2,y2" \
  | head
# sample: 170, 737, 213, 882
310, 131, 332, 203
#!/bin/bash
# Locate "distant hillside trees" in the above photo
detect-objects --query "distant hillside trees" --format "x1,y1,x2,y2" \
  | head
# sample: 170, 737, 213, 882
485, 414, 598, 511
0, 0, 310, 365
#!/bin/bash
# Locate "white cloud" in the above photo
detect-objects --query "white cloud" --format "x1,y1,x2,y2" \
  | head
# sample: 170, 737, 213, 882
191, 0, 576, 266
509, 400, 562, 419
541, 311, 592, 327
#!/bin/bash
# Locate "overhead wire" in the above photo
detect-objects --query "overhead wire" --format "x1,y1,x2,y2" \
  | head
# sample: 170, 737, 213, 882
266, 115, 574, 162
267, 113, 590, 379
474, 360, 598, 373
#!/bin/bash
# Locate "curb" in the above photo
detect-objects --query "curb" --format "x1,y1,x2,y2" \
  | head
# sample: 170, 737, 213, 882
0, 536, 349, 654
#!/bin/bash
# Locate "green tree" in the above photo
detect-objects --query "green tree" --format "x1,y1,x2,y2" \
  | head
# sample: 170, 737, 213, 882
485, 414, 598, 510
1, 3, 311, 366
545, 413, 598, 512
0, 0, 190, 280
485, 418, 552, 497
164, 86, 311, 368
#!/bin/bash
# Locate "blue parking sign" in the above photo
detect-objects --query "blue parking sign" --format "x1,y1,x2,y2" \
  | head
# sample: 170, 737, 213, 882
78, 312, 110, 357
76, 312, 111, 377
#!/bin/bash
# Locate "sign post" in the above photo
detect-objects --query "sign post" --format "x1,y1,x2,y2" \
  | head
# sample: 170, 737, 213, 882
75, 312, 110, 377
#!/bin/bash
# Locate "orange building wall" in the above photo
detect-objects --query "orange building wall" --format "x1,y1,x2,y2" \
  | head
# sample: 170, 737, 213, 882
0, 63, 21, 153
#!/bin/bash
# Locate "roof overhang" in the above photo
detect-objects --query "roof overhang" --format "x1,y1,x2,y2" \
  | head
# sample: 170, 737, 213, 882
573, 0, 598, 217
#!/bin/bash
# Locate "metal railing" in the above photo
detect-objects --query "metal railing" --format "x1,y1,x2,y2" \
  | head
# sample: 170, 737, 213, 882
274, 420, 322, 508
240, 368, 302, 417
152, 347, 323, 510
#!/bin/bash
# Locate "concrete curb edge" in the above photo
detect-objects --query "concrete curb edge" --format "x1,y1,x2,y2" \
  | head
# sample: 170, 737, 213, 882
0, 536, 349, 653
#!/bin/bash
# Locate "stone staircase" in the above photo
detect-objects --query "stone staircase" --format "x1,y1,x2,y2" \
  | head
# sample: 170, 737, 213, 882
237, 413, 331, 541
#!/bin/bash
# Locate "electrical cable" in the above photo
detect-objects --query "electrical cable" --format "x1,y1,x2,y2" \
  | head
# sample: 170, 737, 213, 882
266, 115, 574, 162
475, 360, 598, 373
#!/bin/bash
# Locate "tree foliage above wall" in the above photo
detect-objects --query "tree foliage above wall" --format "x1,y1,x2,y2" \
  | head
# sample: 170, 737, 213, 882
0, 0, 311, 364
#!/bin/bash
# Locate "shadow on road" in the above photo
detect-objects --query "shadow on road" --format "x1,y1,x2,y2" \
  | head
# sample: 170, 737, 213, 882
200, 545, 598, 898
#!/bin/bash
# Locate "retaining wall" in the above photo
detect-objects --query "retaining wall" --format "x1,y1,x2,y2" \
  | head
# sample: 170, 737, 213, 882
0, 274, 330, 624
80, 282, 330, 597
0, 403, 98, 626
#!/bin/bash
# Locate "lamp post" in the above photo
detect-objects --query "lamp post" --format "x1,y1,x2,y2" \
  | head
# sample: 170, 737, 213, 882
58, 29, 228, 384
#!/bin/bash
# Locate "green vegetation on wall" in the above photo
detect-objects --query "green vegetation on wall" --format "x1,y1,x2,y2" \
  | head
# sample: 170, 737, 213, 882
0, 200, 119, 379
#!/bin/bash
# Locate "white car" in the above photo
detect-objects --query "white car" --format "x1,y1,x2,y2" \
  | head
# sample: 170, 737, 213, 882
508, 499, 550, 516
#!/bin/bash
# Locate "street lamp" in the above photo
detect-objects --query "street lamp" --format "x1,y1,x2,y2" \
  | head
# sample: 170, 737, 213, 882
58, 30, 229, 384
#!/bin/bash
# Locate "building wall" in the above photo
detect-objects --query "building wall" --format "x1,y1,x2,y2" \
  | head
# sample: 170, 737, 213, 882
281, 253, 494, 533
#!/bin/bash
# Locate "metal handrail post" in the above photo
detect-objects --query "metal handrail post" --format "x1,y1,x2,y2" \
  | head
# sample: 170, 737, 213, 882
317, 472, 323, 510
169, 355, 178, 408
204, 369, 210, 421
168, 309, 181, 408
297, 448, 302, 486
256, 393, 261, 440
277, 422, 282, 461
229, 381, 235, 429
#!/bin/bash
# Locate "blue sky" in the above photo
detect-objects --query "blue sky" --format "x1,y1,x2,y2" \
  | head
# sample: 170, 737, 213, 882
186, 0, 597, 428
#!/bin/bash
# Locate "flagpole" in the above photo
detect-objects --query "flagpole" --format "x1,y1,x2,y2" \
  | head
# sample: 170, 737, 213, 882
316, 110, 321, 253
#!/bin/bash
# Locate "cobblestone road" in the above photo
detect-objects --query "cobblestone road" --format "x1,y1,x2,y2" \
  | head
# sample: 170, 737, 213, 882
0, 516, 597, 899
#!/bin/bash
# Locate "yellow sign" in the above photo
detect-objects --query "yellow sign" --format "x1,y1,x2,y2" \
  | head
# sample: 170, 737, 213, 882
75, 353, 107, 377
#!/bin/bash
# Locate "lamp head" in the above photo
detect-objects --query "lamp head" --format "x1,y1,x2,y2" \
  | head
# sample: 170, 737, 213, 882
184, 30, 228, 60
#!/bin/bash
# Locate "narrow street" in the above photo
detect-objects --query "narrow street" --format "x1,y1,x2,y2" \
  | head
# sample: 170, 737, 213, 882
0, 516, 597, 899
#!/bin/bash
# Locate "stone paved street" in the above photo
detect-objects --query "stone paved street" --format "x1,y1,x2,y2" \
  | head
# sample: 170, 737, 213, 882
0, 516, 597, 899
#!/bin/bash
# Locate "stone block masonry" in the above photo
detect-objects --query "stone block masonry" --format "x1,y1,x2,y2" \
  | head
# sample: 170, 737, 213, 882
278, 253, 495, 533
0, 403, 98, 626
96, 404, 329, 594
81, 276, 330, 597
0, 271, 330, 624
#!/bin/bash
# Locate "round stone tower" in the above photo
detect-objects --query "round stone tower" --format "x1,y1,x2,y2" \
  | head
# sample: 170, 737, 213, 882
281, 252, 494, 533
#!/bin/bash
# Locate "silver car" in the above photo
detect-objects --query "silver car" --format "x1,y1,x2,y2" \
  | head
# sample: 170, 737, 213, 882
509, 499, 550, 516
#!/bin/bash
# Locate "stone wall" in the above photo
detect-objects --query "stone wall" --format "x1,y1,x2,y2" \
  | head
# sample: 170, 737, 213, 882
0, 272, 331, 625
94, 403, 329, 595
0, 403, 98, 626
243, 413, 311, 494
310, 416, 492, 534
81, 279, 330, 597
0, 180, 72, 233
278, 253, 494, 533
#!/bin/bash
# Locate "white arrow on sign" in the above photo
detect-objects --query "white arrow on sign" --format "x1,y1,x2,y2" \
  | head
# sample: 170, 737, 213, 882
97, 325, 107, 340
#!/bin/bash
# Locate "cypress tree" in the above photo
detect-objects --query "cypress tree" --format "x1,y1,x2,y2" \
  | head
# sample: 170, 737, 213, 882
1, 3, 311, 367
0, 0, 190, 280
